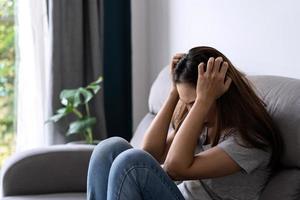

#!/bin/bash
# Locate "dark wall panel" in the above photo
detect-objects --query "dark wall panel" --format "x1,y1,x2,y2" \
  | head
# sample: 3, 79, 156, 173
103, 0, 132, 141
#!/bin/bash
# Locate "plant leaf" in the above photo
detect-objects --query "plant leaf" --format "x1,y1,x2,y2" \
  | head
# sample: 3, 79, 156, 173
57, 107, 67, 114
60, 89, 77, 106
45, 113, 65, 123
86, 84, 101, 94
86, 76, 103, 94
45, 107, 72, 123
78, 87, 93, 104
66, 117, 96, 136
73, 90, 82, 107
91, 76, 103, 85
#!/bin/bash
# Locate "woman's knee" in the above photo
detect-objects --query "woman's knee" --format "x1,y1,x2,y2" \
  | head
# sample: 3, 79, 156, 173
111, 149, 157, 170
90, 136, 132, 159
94, 136, 131, 152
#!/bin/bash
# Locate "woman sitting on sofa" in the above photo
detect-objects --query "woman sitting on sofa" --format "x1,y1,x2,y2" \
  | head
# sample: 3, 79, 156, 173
87, 46, 283, 200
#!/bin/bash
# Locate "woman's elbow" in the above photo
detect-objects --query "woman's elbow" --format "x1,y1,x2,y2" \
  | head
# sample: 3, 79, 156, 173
163, 161, 185, 181
142, 146, 164, 164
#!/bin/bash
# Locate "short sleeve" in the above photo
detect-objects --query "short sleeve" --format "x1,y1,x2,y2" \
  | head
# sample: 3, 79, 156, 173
217, 135, 271, 174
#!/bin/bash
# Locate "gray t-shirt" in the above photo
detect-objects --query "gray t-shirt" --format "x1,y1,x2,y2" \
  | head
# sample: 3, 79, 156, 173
177, 127, 272, 200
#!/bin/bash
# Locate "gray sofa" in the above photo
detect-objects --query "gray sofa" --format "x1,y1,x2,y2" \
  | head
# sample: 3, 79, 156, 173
1, 66, 300, 199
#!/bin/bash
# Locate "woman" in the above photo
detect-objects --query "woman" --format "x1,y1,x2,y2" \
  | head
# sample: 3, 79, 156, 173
87, 46, 283, 200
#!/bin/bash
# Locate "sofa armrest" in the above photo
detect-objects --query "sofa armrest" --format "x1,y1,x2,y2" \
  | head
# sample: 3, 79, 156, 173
0, 144, 94, 197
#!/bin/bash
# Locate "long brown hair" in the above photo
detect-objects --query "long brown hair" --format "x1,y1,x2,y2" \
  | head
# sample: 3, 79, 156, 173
171, 46, 283, 169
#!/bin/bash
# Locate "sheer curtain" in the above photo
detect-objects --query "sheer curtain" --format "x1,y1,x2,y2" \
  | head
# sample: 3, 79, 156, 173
16, 0, 51, 152
16, 0, 108, 152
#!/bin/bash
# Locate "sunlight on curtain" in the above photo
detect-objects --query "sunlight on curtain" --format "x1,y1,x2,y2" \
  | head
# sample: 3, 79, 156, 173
16, 0, 51, 152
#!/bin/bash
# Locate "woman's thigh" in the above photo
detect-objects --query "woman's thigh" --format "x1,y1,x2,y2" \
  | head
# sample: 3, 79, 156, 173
107, 148, 185, 200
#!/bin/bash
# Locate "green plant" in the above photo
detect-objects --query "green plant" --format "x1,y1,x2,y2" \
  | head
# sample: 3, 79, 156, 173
47, 77, 103, 144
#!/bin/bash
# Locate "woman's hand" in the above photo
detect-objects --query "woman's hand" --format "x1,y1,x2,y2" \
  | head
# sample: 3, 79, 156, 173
196, 57, 232, 104
169, 53, 186, 95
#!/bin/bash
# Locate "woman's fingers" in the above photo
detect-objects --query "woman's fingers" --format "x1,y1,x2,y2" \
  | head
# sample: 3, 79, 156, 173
172, 59, 179, 65
220, 61, 229, 81
170, 53, 185, 70
219, 61, 231, 91
199, 57, 231, 97
173, 53, 186, 59
224, 77, 232, 91
170, 53, 186, 91
206, 57, 215, 73
198, 62, 205, 76
171, 53, 185, 65
220, 61, 228, 74
213, 57, 223, 74
172, 53, 186, 67
206, 57, 225, 75
205, 57, 228, 80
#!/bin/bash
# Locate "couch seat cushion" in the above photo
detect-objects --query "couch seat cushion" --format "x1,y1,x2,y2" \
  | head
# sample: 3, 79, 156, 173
1, 193, 85, 200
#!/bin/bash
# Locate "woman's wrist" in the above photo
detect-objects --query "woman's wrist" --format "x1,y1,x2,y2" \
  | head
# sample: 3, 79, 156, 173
169, 88, 179, 98
195, 96, 214, 109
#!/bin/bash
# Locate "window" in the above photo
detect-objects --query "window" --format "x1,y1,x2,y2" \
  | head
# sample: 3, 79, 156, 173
0, 0, 15, 168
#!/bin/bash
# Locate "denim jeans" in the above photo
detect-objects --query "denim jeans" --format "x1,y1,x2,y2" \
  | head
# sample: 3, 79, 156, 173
87, 136, 185, 200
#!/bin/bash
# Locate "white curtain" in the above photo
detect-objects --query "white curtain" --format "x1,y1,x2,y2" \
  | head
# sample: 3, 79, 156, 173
16, 0, 52, 152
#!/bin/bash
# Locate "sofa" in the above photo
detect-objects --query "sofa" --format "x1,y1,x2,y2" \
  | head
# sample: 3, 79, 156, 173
1, 66, 300, 199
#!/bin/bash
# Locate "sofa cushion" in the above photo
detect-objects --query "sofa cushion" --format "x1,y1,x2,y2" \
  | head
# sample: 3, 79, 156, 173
259, 169, 300, 200
1, 192, 85, 200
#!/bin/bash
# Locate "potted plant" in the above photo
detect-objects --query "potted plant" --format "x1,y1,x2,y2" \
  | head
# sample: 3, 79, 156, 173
46, 76, 103, 145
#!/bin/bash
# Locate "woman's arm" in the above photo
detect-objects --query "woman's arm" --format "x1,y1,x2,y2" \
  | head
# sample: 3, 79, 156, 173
141, 53, 185, 164
163, 57, 240, 180
141, 91, 178, 163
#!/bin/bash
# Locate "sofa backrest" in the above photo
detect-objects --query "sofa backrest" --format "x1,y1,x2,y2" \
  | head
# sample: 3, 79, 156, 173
148, 67, 172, 115
249, 75, 300, 168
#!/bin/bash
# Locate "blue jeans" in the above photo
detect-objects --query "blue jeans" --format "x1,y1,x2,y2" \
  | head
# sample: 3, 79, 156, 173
87, 136, 185, 200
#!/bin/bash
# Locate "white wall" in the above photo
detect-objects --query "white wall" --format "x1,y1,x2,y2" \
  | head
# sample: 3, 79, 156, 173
131, 0, 300, 132
169, 0, 300, 78
131, 0, 170, 131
